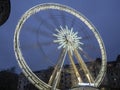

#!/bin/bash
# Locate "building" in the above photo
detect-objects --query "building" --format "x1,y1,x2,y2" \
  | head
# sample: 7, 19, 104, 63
17, 67, 53, 90
100, 55, 120, 90
17, 55, 120, 90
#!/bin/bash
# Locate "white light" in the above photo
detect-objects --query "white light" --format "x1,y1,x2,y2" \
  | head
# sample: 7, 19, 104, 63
53, 25, 83, 54
78, 83, 94, 86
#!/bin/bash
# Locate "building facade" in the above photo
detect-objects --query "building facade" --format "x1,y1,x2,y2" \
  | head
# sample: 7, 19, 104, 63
17, 55, 120, 90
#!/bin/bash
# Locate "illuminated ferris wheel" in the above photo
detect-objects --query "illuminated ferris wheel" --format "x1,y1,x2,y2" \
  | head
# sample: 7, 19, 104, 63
14, 3, 107, 90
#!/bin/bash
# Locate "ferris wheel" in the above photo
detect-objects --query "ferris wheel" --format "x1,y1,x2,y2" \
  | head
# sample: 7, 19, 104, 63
14, 3, 107, 90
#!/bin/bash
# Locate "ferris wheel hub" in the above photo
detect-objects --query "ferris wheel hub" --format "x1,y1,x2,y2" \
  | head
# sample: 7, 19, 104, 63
53, 25, 83, 54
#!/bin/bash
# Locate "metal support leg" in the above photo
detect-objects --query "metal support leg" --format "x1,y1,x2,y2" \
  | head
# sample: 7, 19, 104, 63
48, 49, 67, 90
68, 51, 83, 83
74, 49, 94, 83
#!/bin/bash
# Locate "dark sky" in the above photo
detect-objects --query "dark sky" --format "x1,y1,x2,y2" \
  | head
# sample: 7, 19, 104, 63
0, 0, 120, 72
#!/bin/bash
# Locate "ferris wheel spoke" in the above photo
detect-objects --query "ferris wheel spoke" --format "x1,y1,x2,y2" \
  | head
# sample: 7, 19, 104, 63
39, 41, 54, 46
74, 49, 94, 83
48, 49, 67, 89
70, 17, 76, 28
77, 24, 92, 40
37, 44, 56, 66
49, 11, 60, 28
23, 25, 39, 34
83, 44, 99, 53
23, 25, 53, 38
79, 49, 94, 62
20, 43, 40, 50
68, 51, 83, 83
61, 11, 66, 28
34, 14, 55, 33
81, 35, 93, 41
21, 41, 53, 50
38, 30, 54, 38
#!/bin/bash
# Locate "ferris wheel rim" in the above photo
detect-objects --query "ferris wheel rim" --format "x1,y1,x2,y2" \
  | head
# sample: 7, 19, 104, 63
14, 3, 107, 89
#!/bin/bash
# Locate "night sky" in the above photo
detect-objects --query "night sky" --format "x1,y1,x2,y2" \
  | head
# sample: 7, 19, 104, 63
0, 0, 120, 72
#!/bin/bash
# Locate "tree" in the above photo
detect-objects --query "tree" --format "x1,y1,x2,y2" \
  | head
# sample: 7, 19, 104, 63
0, 67, 18, 90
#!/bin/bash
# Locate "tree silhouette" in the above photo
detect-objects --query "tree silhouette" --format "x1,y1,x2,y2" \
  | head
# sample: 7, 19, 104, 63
0, 67, 18, 90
